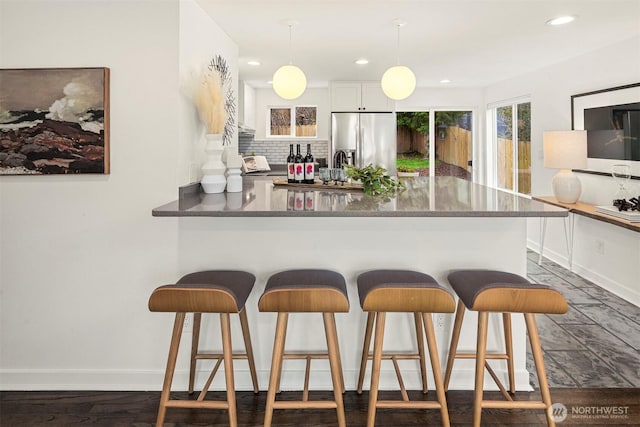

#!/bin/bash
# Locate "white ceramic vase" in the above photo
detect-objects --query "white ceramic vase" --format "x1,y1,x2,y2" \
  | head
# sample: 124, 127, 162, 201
201, 134, 226, 193
224, 149, 243, 193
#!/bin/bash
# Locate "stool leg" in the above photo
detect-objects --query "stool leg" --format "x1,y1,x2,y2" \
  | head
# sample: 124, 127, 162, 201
473, 311, 489, 427
525, 313, 556, 427
444, 300, 466, 390
220, 313, 237, 427
357, 312, 375, 394
422, 313, 451, 427
331, 314, 346, 394
156, 313, 185, 427
264, 312, 288, 427
239, 308, 260, 393
323, 312, 346, 427
275, 314, 289, 394
189, 313, 202, 394
367, 312, 386, 427
414, 312, 428, 394
502, 312, 516, 394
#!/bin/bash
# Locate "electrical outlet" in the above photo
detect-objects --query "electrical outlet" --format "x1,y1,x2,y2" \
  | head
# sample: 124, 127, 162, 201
434, 314, 445, 328
595, 240, 605, 255
182, 313, 193, 334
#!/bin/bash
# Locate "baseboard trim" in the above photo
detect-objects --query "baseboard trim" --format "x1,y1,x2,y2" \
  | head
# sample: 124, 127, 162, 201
0, 367, 532, 392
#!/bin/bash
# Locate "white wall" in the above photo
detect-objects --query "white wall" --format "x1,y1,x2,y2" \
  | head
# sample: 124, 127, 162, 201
485, 36, 640, 305
179, 0, 239, 184
0, 0, 234, 390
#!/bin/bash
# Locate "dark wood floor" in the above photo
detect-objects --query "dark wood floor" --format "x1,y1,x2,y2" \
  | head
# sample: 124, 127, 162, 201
1, 388, 639, 426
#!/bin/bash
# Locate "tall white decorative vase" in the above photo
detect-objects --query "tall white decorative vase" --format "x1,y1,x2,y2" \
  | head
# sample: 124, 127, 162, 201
225, 149, 243, 193
201, 134, 226, 193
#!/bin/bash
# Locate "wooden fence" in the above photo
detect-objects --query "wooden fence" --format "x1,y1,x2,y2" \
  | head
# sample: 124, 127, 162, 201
397, 127, 531, 193
497, 137, 531, 194
436, 125, 472, 172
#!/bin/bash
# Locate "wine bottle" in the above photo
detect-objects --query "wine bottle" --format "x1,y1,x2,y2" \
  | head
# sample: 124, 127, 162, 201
287, 144, 295, 183
304, 143, 315, 184
294, 144, 304, 183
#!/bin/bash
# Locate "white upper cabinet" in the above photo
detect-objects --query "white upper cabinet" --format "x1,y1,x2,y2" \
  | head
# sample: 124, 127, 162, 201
238, 81, 256, 129
330, 81, 394, 112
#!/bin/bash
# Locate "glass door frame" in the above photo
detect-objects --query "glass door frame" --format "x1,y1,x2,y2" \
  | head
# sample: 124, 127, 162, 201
486, 96, 531, 194
396, 107, 477, 181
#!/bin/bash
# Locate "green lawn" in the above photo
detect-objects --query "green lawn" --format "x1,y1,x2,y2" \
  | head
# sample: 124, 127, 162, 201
397, 156, 430, 170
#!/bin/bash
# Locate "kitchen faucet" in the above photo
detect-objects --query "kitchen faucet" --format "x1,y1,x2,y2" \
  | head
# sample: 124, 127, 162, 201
333, 150, 348, 168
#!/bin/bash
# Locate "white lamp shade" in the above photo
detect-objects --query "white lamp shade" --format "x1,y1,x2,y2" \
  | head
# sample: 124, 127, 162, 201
272, 65, 307, 100
543, 130, 587, 169
381, 65, 416, 100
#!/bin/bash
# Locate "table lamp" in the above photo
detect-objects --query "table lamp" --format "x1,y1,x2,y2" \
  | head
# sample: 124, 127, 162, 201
543, 130, 587, 203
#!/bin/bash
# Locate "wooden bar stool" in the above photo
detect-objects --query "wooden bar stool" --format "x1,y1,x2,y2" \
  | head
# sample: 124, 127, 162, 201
148, 270, 259, 427
258, 269, 349, 427
443, 269, 568, 427
357, 270, 455, 427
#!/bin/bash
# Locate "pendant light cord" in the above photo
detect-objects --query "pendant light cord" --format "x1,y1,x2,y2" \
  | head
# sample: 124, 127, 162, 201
396, 24, 400, 65
288, 24, 293, 65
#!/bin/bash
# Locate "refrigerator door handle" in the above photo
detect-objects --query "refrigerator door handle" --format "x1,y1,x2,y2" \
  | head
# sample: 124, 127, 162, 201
357, 123, 362, 167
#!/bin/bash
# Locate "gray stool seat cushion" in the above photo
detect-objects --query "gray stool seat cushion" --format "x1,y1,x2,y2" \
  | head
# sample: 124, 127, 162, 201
357, 270, 455, 312
149, 270, 255, 313
448, 269, 568, 314
259, 269, 349, 312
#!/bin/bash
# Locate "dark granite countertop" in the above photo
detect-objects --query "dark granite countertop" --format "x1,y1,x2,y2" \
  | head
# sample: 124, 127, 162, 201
152, 176, 568, 218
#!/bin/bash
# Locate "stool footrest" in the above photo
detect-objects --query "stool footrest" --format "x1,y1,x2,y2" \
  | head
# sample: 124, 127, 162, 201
365, 352, 422, 360
481, 400, 547, 409
376, 400, 443, 409
272, 400, 338, 409
164, 400, 230, 410
454, 353, 509, 360
195, 353, 251, 360
282, 352, 330, 360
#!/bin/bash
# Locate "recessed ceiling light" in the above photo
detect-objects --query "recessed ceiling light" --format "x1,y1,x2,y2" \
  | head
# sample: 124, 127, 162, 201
247, 60, 261, 66
440, 79, 451, 84
355, 58, 369, 65
546, 16, 575, 26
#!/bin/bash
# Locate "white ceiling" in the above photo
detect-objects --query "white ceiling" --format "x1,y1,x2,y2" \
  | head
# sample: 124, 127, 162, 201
197, 0, 640, 89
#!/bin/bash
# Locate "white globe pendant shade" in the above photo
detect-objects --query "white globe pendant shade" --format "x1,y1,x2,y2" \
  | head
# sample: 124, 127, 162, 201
272, 64, 307, 100
381, 65, 416, 100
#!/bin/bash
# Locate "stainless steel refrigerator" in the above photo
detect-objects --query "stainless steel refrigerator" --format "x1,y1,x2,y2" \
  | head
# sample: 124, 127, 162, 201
331, 112, 397, 175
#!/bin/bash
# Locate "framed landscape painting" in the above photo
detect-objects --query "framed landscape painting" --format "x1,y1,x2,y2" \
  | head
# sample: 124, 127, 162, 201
0, 67, 110, 175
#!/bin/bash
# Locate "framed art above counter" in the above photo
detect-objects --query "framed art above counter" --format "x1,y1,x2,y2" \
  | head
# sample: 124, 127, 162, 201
571, 82, 640, 179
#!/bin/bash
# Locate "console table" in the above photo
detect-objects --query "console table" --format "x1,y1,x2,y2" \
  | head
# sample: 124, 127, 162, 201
532, 196, 640, 269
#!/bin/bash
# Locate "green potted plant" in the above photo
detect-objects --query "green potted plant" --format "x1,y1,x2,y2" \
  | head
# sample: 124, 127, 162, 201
344, 164, 405, 196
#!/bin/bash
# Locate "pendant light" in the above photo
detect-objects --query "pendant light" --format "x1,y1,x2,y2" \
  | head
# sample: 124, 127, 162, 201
381, 19, 416, 100
272, 21, 307, 100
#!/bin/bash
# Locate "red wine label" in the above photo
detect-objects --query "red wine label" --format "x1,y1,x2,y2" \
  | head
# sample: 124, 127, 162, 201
305, 163, 314, 180
294, 191, 304, 210
305, 191, 315, 210
294, 163, 304, 180
287, 163, 295, 180
287, 191, 295, 210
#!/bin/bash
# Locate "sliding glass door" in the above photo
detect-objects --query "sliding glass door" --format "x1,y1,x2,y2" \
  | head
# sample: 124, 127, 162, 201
396, 110, 474, 181
490, 100, 531, 194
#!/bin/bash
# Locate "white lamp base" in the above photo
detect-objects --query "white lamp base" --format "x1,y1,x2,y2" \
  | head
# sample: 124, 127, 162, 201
552, 169, 582, 203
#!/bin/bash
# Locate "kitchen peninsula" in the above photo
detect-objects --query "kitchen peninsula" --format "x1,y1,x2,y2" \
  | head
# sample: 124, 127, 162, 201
152, 176, 567, 392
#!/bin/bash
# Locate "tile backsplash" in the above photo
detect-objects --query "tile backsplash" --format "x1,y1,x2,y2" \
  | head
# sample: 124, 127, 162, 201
239, 137, 329, 165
